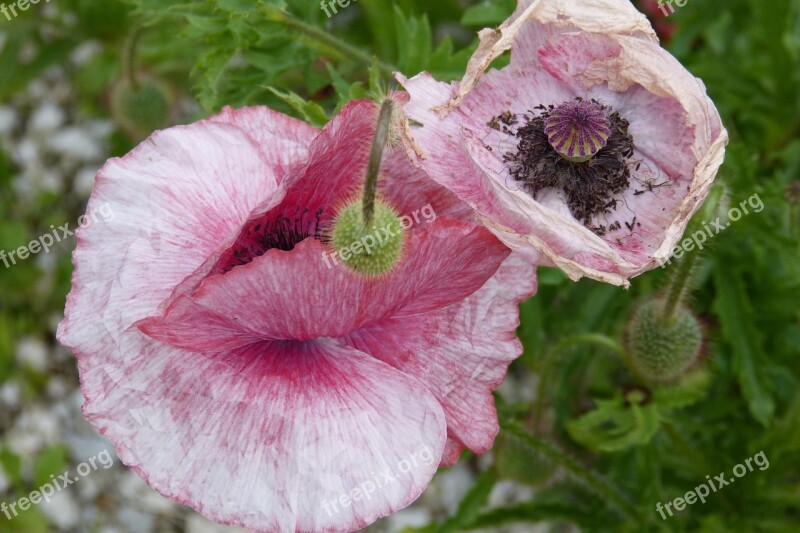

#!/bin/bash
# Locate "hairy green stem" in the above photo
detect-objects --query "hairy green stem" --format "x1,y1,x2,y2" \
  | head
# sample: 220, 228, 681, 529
264, 8, 396, 77
502, 419, 645, 525
532, 334, 626, 430
362, 99, 394, 226
123, 27, 143, 89
661, 250, 698, 324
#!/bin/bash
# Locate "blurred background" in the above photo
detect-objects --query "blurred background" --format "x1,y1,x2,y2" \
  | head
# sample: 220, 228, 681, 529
0, 0, 798, 532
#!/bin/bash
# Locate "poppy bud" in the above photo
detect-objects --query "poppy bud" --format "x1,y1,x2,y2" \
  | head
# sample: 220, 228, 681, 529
625, 299, 703, 383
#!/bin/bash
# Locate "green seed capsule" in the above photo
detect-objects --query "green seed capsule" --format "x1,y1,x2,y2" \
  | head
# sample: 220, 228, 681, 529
331, 199, 405, 276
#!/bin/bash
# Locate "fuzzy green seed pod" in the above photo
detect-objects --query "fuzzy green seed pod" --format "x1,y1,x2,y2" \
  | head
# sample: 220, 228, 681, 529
331, 199, 405, 276
625, 299, 703, 383
111, 80, 171, 139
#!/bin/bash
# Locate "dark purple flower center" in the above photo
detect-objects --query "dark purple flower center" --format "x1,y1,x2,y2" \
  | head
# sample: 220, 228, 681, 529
544, 99, 611, 162
490, 98, 635, 233
214, 207, 325, 274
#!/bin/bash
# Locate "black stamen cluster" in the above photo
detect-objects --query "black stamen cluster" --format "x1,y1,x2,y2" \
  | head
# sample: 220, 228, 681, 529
220, 206, 325, 273
500, 102, 634, 228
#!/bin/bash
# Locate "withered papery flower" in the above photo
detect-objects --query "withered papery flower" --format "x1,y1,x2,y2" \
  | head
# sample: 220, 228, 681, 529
399, 0, 728, 287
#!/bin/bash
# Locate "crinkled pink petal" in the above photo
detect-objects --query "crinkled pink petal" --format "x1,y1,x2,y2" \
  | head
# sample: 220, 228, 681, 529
139, 219, 510, 350
210, 106, 318, 183
74, 332, 446, 533
439, 0, 657, 112
58, 118, 283, 352
346, 253, 536, 462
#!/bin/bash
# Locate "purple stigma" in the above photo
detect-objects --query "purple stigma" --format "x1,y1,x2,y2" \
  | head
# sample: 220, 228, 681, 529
544, 99, 612, 162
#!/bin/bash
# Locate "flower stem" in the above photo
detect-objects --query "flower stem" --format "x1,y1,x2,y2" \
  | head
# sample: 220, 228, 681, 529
263, 8, 397, 77
661, 249, 698, 324
502, 418, 645, 525
361, 99, 394, 226
532, 334, 626, 430
123, 27, 143, 89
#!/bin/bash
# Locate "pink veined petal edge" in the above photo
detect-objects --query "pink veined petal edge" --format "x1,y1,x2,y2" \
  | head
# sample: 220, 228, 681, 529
398, 0, 728, 287
58, 100, 532, 532
347, 253, 537, 465
437, 0, 657, 113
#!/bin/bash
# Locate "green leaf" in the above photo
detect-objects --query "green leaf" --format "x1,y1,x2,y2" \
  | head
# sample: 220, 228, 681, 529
325, 63, 366, 108
5, 505, 49, 533
394, 6, 433, 74
193, 45, 238, 111
0, 314, 14, 384
33, 446, 69, 489
496, 432, 556, 486
267, 87, 330, 126
652, 369, 712, 410
467, 501, 597, 530
501, 419, 643, 524
460, 0, 515, 27
0, 448, 23, 490
567, 396, 661, 452
435, 469, 497, 533
713, 265, 776, 425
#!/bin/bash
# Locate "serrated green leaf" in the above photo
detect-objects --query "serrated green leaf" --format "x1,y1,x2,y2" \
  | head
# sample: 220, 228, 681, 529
713, 265, 776, 425
435, 469, 497, 533
653, 369, 711, 410
394, 6, 433, 74
267, 87, 330, 126
567, 396, 661, 452
460, 0, 515, 27
193, 45, 237, 111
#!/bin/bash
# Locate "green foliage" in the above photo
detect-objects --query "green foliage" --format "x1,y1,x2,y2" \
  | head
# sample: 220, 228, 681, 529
0, 0, 798, 531
568, 371, 711, 452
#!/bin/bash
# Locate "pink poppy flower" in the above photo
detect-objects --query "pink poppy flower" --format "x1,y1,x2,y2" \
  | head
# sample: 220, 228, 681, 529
399, 0, 727, 286
57, 98, 536, 532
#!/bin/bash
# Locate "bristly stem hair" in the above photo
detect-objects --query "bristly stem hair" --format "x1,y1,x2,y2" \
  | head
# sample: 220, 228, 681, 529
362, 99, 394, 227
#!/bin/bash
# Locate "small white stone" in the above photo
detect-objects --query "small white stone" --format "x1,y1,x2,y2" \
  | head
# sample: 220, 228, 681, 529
385, 507, 432, 531
30, 102, 66, 133
115, 460, 174, 514
16, 337, 49, 372
487, 480, 535, 509
186, 513, 251, 533
15, 138, 40, 166
65, 434, 116, 466
40, 168, 64, 193
20, 41, 38, 64
88, 119, 114, 139
433, 464, 474, 513
71, 41, 102, 66
140, 487, 178, 514
39, 489, 81, 530
6, 406, 61, 456
46, 127, 103, 160
77, 474, 100, 501
46, 376, 70, 399
117, 507, 155, 533
28, 78, 49, 99
74, 166, 98, 196
0, 105, 18, 135
0, 380, 21, 407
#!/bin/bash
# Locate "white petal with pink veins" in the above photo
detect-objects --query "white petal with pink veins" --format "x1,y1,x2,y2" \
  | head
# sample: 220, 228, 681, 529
346, 254, 537, 460
75, 333, 446, 533
59, 120, 284, 357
